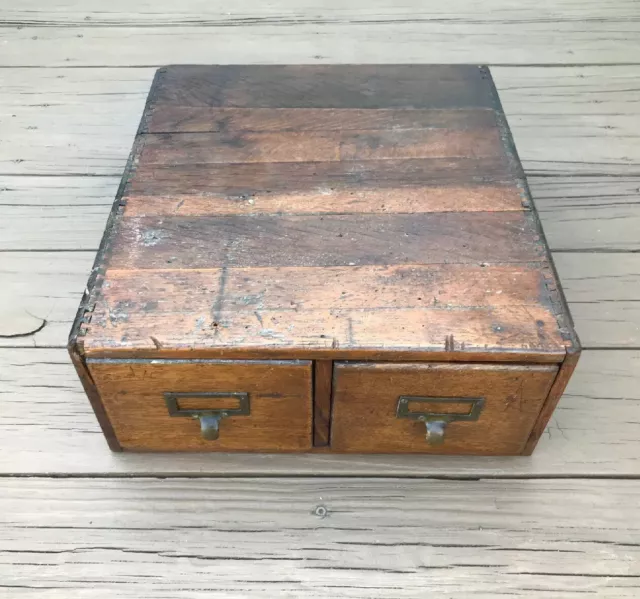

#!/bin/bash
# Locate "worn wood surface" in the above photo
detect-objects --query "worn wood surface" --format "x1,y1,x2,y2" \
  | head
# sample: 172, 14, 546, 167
82, 263, 564, 360
3, 175, 639, 252
88, 359, 313, 451
76, 65, 573, 374
2, 252, 638, 349
2, 0, 640, 591
3, 66, 640, 177
331, 363, 557, 455
2, 6, 640, 67
3, 477, 640, 598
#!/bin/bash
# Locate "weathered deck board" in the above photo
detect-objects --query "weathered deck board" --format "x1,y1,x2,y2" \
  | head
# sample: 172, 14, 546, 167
1, 348, 638, 476
2, 477, 640, 598
1, 18, 639, 67
3, 67, 640, 176
2, 251, 638, 348
5, 0, 639, 26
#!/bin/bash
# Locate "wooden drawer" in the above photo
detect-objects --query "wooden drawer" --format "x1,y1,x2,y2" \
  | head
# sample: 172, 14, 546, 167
331, 362, 559, 455
87, 359, 312, 451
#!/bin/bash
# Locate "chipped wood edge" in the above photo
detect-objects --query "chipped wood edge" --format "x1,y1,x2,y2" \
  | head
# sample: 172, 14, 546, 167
67, 68, 165, 452
68, 67, 163, 357
485, 66, 582, 456
68, 345, 121, 451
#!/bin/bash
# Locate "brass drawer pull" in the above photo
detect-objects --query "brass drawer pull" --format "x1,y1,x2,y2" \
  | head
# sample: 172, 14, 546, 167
164, 392, 250, 440
396, 396, 484, 445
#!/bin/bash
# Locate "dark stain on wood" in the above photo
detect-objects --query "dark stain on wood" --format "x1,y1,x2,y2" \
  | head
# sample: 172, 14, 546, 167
70, 64, 580, 455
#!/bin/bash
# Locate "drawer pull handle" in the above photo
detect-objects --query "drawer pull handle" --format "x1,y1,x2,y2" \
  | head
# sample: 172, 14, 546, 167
164, 392, 250, 441
396, 396, 484, 445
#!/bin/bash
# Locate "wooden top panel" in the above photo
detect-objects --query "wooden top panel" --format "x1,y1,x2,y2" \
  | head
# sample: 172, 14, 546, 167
75, 65, 577, 361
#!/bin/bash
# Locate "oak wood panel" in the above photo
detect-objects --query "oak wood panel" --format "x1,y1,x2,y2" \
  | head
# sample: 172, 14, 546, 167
3, 67, 640, 177
149, 65, 496, 109
88, 359, 313, 451
81, 264, 565, 358
139, 128, 508, 165
331, 363, 557, 454
2, 22, 639, 67
125, 157, 519, 198
1, 348, 639, 475
146, 106, 499, 134
2, 252, 637, 350
124, 185, 525, 216
523, 349, 581, 455
3, 477, 640, 597
4, 175, 639, 251
107, 212, 545, 270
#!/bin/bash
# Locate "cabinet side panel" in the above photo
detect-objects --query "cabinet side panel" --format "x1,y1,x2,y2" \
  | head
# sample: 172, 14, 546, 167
68, 345, 121, 451
522, 349, 581, 455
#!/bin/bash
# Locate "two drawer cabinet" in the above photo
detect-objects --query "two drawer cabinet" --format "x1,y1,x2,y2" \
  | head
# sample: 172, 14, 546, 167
84, 359, 558, 454
69, 65, 579, 455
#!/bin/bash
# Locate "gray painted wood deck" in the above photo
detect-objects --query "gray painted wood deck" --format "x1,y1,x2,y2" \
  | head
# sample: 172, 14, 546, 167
1, 1, 639, 595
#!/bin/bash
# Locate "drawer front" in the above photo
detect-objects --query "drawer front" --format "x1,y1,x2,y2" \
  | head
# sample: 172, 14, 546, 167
331, 362, 558, 455
88, 359, 312, 451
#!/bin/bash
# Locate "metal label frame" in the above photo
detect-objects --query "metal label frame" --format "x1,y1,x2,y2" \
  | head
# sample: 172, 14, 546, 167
396, 396, 485, 424
164, 392, 250, 419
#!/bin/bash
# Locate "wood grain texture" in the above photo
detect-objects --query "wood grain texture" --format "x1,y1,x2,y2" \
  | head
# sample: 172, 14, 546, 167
4, 174, 639, 251
1, 348, 639, 475
81, 264, 565, 359
523, 349, 581, 455
529, 175, 640, 251
124, 185, 524, 216
331, 363, 557, 454
3, 477, 640, 597
6, 0, 639, 27
2, 18, 639, 67
68, 347, 121, 451
146, 106, 500, 134
2, 256, 637, 351
88, 359, 313, 451
107, 212, 544, 270
313, 360, 333, 446
149, 65, 497, 109
139, 128, 508, 164
3, 66, 640, 177
125, 157, 520, 198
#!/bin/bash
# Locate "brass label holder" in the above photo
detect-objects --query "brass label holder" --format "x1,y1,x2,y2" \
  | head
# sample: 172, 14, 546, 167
396, 396, 485, 445
164, 392, 250, 441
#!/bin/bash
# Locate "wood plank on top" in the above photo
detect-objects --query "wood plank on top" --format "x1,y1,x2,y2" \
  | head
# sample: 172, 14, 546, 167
3, 477, 640, 597
145, 106, 499, 134
139, 127, 508, 165
126, 157, 519, 197
149, 65, 496, 109
4, 175, 638, 251
1, 348, 638, 475
4, 67, 640, 176
107, 212, 544, 270
82, 264, 566, 358
1, 252, 635, 350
